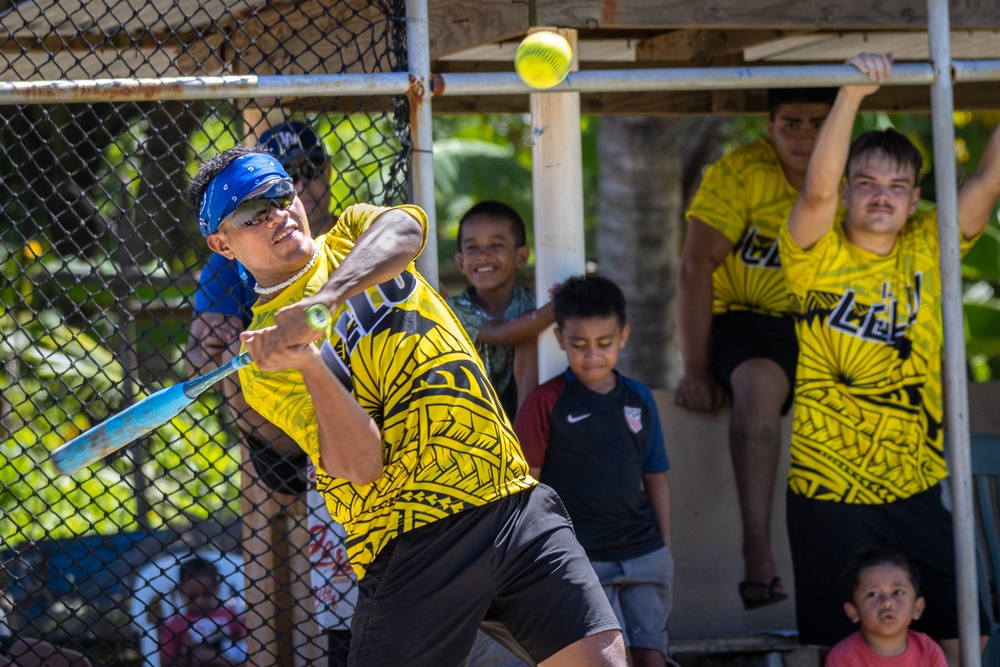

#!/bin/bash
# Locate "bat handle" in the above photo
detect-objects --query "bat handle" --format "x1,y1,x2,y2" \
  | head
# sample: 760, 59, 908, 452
183, 353, 251, 399
183, 306, 328, 400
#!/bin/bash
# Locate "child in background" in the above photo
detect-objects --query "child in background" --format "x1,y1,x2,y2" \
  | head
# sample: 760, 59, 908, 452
446, 201, 557, 419
159, 556, 247, 667
515, 275, 673, 667
826, 550, 947, 667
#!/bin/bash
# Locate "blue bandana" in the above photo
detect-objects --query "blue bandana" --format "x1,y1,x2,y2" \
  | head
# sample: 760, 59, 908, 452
198, 153, 290, 236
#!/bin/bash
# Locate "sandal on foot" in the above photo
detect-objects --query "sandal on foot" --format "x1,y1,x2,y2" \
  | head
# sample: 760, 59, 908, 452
738, 577, 788, 610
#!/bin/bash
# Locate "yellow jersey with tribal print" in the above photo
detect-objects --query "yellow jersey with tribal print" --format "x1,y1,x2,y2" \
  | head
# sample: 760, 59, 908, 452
686, 138, 801, 318
779, 210, 978, 505
239, 203, 535, 578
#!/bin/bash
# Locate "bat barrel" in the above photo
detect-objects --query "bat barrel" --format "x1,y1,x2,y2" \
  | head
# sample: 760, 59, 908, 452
50, 384, 191, 475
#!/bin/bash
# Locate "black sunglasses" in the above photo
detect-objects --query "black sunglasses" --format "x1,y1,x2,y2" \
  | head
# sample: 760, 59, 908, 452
227, 179, 296, 229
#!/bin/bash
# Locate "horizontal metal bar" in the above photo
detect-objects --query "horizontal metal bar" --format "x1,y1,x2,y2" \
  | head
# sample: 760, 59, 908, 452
953, 59, 1000, 82
436, 62, 939, 96
0, 72, 413, 105
4, 60, 1000, 105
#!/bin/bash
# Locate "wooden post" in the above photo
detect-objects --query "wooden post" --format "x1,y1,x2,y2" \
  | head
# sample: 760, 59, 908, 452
530, 27, 585, 383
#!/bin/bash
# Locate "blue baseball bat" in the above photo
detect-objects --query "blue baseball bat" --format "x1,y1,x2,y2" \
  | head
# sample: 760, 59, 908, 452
50, 304, 331, 476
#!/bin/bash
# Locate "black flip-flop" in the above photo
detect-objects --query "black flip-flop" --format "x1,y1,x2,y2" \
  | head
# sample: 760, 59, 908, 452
738, 576, 788, 610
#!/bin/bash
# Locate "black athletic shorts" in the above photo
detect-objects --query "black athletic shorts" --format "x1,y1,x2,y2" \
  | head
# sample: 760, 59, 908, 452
709, 310, 798, 415
245, 432, 310, 495
348, 484, 620, 667
787, 484, 991, 646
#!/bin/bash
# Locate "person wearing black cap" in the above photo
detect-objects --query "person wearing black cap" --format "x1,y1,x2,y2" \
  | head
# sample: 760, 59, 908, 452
186, 119, 335, 499
259, 121, 334, 234
183, 121, 353, 665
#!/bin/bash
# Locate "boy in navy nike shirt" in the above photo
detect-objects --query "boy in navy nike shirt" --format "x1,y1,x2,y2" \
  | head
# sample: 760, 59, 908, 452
514, 275, 673, 667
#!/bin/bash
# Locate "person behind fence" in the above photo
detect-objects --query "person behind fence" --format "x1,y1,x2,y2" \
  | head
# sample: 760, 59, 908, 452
515, 275, 673, 667
184, 121, 356, 665
825, 550, 947, 667
186, 120, 334, 498
159, 556, 248, 667
676, 84, 836, 611
189, 144, 627, 666
446, 200, 559, 420
781, 52, 1000, 666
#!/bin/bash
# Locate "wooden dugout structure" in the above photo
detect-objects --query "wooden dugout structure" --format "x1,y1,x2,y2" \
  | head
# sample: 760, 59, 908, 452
6, 0, 1000, 664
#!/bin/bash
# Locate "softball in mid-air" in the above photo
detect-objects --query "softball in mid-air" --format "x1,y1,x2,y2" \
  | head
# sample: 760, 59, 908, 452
514, 31, 573, 89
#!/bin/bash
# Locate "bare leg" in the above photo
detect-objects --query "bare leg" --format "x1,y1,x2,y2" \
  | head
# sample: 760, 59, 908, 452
728, 358, 789, 601
540, 630, 628, 667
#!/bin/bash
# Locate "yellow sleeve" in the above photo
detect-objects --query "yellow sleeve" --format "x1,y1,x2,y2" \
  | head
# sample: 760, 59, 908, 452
778, 220, 840, 299
238, 362, 322, 464
333, 203, 429, 266
686, 150, 751, 246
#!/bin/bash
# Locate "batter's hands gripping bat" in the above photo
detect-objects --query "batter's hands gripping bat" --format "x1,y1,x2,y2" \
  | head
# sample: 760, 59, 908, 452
50, 304, 332, 475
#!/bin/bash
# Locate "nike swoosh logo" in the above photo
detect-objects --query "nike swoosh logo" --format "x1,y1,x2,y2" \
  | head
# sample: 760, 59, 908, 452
567, 414, 591, 423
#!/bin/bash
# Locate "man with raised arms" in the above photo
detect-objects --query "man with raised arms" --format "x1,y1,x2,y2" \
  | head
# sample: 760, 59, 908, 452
781, 53, 1000, 665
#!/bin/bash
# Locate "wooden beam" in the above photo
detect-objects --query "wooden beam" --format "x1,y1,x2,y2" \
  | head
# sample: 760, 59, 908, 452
636, 29, 805, 63
707, 54, 749, 113
533, 0, 1000, 30
427, 0, 529, 59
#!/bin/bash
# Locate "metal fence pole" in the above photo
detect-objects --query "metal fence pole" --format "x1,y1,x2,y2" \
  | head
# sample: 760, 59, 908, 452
406, 0, 437, 286
927, 1, 981, 665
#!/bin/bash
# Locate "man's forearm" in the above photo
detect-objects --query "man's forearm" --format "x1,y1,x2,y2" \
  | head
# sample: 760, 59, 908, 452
677, 263, 715, 372
802, 88, 865, 202
789, 87, 866, 249
644, 472, 672, 549
958, 121, 1000, 238
313, 209, 423, 310
477, 302, 555, 347
299, 354, 383, 485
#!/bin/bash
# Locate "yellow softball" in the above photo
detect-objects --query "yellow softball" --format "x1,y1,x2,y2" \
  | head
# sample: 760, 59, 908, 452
515, 31, 572, 89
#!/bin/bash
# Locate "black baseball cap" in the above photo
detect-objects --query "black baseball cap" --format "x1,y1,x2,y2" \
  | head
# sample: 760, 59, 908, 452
259, 121, 328, 167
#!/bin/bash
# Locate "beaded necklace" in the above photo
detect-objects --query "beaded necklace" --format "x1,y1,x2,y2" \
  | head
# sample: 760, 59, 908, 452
253, 244, 321, 296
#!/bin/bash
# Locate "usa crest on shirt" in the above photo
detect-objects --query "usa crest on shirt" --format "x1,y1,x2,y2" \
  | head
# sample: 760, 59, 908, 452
624, 406, 643, 434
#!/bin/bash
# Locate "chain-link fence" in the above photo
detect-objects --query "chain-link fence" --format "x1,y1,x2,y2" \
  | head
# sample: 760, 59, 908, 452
0, 2, 409, 664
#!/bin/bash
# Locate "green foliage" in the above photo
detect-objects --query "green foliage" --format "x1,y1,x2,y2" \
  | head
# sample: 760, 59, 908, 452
431, 114, 601, 289
433, 138, 532, 242
0, 240, 239, 548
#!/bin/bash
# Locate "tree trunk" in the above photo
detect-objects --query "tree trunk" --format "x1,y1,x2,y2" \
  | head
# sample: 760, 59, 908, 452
596, 116, 722, 390
130, 100, 205, 266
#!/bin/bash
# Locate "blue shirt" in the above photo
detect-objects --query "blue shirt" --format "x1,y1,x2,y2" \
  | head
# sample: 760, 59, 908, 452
193, 254, 256, 327
515, 369, 670, 561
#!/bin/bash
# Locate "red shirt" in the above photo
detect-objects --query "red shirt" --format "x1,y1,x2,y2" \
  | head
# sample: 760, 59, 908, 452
825, 630, 947, 667
159, 606, 246, 660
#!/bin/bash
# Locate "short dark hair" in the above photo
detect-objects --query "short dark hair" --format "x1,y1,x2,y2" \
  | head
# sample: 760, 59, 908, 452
187, 144, 270, 212
179, 555, 221, 587
842, 549, 921, 603
847, 128, 923, 186
767, 87, 837, 119
457, 200, 527, 247
554, 275, 627, 329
